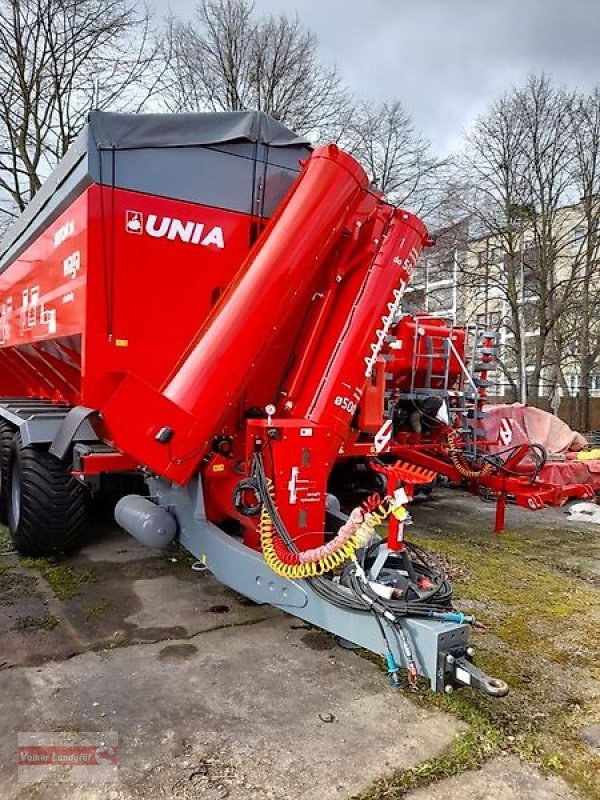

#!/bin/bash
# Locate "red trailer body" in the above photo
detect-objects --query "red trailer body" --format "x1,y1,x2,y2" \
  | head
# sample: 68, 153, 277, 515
0, 187, 255, 406
0, 113, 311, 410
0, 111, 510, 697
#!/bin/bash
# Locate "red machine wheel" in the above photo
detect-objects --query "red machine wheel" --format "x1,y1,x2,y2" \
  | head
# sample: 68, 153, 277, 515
0, 419, 15, 524
7, 437, 90, 556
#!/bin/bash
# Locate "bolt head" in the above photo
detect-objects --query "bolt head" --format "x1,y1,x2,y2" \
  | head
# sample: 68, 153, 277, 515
445, 653, 455, 664
444, 685, 454, 694
466, 646, 475, 658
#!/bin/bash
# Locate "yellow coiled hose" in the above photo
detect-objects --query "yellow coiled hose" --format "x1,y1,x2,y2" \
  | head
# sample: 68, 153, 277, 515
259, 480, 393, 579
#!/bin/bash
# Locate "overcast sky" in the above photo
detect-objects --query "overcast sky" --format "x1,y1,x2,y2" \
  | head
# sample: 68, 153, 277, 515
162, 0, 600, 155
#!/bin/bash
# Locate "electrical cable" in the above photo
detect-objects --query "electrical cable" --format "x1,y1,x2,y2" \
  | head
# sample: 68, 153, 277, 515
252, 452, 458, 619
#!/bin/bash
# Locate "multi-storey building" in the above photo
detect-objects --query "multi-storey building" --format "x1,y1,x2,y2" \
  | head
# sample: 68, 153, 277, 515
405, 203, 600, 413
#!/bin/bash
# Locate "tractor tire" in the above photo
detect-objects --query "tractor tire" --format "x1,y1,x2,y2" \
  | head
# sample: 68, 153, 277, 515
7, 437, 90, 557
0, 419, 15, 524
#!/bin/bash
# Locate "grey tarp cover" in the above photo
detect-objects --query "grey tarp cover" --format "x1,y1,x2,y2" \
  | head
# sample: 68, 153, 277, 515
0, 110, 310, 271
88, 110, 310, 149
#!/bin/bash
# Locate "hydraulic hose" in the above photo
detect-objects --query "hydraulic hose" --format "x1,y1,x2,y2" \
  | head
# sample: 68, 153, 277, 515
447, 430, 493, 479
252, 452, 457, 618
258, 478, 391, 579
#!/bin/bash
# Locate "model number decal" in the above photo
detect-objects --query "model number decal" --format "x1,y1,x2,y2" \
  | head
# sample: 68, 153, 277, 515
334, 395, 357, 415
63, 250, 81, 279
54, 220, 75, 248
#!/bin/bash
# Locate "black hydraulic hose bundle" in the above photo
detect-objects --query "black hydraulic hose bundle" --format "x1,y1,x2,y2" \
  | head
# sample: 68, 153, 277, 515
251, 451, 493, 689
480, 442, 547, 480
253, 452, 455, 620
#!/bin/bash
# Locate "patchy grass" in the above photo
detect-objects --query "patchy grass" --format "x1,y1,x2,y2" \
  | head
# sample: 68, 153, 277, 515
20, 557, 96, 600
354, 694, 502, 799
357, 510, 600, 799
12, 613, 58, 632
83, 601, 108, 620
0, 526, 13, 553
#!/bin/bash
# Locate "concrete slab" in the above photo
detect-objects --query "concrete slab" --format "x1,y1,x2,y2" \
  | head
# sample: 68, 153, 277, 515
580, 724, 600, 752
77, 524, 159, 564
404, 756, 581, 800
0, 537, 273, 669
0, 617, 465, 800
123, 574, 271, 633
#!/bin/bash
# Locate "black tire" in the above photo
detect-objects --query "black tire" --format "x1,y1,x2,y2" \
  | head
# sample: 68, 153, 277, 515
7, 437, 90, 557
0, 419, 15, 524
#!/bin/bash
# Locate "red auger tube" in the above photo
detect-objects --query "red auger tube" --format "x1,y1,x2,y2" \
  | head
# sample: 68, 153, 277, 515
293, 208, 429, 448
101, 146, 370, 484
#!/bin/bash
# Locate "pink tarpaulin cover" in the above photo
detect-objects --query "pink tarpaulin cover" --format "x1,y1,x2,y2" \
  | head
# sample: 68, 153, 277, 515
481, 403, 587, 454
480, 403, 599, 490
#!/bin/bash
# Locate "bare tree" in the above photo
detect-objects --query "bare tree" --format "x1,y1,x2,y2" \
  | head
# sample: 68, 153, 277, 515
162, 0, 349, 140
0, 0, 165, 222
339, 100, 446, 217
455, 75, 580, 403
567, 89, 600, 428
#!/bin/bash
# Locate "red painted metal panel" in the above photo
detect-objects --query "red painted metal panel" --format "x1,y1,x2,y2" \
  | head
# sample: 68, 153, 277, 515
83, 184, 255, 409
0, 184, 255, 406
389, 316, 466, 391
0, 193, 88, 349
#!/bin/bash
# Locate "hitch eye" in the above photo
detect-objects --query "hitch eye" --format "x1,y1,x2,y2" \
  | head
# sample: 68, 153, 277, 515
447, 654, 509, 698
482, 677, 509, 697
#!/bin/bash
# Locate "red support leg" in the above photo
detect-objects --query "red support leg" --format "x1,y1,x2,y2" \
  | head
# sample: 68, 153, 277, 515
495, 492, 507, 534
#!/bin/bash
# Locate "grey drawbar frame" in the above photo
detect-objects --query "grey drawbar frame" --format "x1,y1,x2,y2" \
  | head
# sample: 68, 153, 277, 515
147, 475, 470, 693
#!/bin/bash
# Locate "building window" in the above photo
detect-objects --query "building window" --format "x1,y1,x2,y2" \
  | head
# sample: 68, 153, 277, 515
572, 225, 586, 244
569, 374, 580, 396
489, 311, 502, 330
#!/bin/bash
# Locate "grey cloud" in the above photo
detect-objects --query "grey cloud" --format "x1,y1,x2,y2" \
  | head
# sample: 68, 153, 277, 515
157, 0, 600, 154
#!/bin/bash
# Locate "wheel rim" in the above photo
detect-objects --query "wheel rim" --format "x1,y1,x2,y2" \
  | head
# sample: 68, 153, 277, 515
10, 459, 20, 528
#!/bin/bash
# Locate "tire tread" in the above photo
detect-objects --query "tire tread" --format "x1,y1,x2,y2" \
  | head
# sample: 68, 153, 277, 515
8, 438, 89, 557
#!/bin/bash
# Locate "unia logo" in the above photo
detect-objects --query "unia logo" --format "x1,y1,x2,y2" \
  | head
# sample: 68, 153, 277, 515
125, 210, 225, 249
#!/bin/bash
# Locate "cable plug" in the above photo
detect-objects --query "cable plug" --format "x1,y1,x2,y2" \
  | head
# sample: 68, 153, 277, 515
386, 651, 401, 689
352, 559, 367, 583
407, 662, 419, 691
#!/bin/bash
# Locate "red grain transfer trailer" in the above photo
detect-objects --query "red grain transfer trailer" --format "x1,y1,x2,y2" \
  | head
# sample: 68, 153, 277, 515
0, 111, 506, 696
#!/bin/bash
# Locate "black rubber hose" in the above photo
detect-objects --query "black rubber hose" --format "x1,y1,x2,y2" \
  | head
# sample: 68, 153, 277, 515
252, 452, 454, 617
